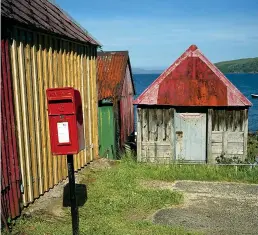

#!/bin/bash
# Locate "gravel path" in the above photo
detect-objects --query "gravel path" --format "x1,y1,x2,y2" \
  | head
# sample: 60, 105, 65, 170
152, 180, 258, 235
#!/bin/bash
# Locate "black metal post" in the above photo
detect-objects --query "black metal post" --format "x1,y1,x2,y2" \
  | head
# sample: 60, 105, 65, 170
67, 154, 79, 235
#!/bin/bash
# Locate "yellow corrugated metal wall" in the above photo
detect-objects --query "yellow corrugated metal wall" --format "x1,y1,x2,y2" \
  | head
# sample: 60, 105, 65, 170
9, 26, 99, 206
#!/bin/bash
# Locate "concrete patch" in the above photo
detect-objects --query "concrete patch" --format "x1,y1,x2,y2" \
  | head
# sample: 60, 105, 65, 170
152, 180, 258, 235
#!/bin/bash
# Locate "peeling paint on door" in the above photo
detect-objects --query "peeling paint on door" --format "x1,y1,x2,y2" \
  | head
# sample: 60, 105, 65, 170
175, 113, 206, 162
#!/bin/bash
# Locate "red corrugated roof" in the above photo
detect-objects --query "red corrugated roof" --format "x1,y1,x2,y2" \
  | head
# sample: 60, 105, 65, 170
134, 45, 252, 107
1, 0, 100, 46
97, 51, 135, 100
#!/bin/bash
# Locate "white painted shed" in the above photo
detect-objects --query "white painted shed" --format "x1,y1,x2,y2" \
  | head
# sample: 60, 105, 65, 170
134, 45, 252, 163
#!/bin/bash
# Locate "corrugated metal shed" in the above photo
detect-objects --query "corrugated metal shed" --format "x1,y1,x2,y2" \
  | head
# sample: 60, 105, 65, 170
97, 51, 135, 159
1, 0, 100, 46
134, 45, 252, 107
97, 51, 135, 100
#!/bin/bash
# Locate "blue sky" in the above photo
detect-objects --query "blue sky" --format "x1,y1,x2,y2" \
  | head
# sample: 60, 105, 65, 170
56, 0, 258, 69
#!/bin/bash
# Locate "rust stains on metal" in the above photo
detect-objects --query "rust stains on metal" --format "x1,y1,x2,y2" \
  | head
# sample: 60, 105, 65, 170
97, 51, 135, 100
157, 57, 228, 106
119, 65, 135, 146
134, 45, 252, 107
1, 0, 100, 46
97, 51, 135, 152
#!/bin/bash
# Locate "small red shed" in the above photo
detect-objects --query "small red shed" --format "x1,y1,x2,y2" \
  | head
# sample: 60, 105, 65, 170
134, 45, 252, 163
97, 51, 135, 158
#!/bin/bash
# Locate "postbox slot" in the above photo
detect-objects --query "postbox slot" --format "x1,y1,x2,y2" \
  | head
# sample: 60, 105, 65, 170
48, 99, 73, 104
48, 99, 75, 115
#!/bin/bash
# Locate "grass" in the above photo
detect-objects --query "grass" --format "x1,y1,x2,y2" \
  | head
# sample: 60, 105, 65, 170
247, 134, 258, 163
5, 155, 258, 235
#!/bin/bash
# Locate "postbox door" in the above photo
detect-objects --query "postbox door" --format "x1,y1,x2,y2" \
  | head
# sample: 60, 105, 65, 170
49, 115, 79, 155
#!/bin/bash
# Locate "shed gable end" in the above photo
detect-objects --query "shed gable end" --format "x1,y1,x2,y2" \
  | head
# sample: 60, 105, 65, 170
134, 45, 251, 107
157, 57, 228, 106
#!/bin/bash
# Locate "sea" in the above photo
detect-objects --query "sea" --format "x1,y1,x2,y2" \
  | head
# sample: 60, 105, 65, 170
133, 73, 258, 132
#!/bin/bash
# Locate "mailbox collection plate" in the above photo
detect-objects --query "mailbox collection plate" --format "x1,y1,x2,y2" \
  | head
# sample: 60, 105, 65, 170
57, 122, 70, 144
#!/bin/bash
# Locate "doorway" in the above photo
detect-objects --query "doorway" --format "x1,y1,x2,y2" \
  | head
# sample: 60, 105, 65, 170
174, 112, 206, 162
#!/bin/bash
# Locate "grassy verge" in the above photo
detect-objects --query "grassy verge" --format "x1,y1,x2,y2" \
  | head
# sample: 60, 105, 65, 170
247, 134, 258, 163
6, 156, 258, 235
7, 159, 192, 235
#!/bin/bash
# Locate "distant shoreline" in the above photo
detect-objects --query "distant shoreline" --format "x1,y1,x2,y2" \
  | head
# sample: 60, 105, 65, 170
225, 72, 258, 74
133, 72, 258, 75
215, 57, 258, 74
224, 73, 258, 74
133, 57, 258, 75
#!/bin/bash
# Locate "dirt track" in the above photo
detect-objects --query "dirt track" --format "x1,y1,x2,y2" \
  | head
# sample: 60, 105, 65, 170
152, 180, 258, 235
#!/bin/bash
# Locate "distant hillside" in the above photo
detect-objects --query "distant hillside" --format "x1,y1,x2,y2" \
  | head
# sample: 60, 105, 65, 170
215, 57, 258, 73
133, 57, 258, 74
132, 68, 163, 74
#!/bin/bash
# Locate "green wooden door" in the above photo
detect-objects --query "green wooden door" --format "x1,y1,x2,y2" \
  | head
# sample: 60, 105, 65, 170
98, 105, 116, 159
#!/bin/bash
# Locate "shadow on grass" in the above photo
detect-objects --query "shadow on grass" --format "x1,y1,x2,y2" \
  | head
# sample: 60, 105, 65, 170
62, 183, 87, 207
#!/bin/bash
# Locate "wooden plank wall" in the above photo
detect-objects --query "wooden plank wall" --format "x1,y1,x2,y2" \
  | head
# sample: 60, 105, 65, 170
210, 109, 248, 163
1, 38, 21, 221
137, 108, 174, 163
9, 26, 98, 206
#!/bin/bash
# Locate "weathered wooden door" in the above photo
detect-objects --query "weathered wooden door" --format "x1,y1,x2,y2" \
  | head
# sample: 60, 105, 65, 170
174, 113, 206, 162
98, 105, 116, 159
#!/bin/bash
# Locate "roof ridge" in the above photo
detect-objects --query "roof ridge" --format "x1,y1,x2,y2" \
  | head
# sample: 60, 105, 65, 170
47, 0, 102, 46
2, 0, 101, 45
98, 51, 129, 54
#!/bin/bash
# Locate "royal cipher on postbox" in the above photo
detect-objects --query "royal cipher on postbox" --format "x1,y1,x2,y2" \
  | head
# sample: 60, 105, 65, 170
46, 87, 85, 155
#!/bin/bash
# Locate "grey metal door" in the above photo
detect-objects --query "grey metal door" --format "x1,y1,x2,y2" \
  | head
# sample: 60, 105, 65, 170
175, 113, 206, 162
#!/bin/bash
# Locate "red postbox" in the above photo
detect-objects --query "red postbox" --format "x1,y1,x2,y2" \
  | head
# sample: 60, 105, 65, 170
46, 87, 85, 155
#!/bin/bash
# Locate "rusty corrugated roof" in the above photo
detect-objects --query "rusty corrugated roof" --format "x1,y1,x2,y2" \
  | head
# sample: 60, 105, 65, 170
1, 0, 100, 46
134, 45, 252, 107
97, 51, 135, 100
